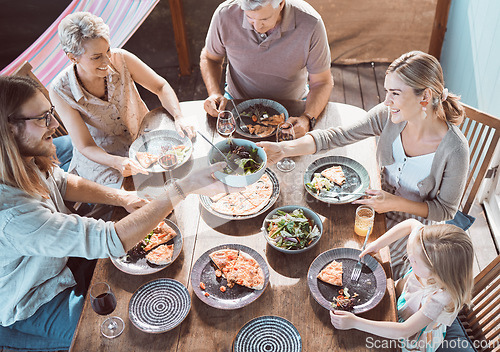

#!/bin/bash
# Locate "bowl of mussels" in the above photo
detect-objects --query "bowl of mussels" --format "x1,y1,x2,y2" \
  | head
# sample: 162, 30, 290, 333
208, 138, 267, 187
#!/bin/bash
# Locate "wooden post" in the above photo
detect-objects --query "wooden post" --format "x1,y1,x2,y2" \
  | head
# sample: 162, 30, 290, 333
429, 0, 452, 60
169, 0, 192, 76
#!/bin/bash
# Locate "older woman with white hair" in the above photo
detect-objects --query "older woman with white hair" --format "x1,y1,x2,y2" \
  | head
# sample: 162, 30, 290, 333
50, 12, 195, 186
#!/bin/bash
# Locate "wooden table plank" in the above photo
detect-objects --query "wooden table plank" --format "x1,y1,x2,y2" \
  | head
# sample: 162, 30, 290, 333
70, 101, 398, 352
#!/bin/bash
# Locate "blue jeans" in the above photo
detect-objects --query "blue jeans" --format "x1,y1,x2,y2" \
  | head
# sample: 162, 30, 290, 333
0, 288, 83, 351
436, 318, 477, 352
53, 135, 73, 172
0, 258, 95, 351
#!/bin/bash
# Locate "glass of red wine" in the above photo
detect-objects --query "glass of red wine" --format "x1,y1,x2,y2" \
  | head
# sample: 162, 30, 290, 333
217, 110, 236, 138
90, 282, 124, 338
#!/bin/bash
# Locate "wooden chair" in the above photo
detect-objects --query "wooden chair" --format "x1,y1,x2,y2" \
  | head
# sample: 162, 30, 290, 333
12, 61, 68, 137
458, 254, 500, 352
458, 104, 500, 215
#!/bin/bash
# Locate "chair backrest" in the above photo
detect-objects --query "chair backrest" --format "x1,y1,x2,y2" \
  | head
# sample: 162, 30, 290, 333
458, 255, 500, 351
1, 0, 159, 86
459, 103, 500, 214
12, 61, 68, 137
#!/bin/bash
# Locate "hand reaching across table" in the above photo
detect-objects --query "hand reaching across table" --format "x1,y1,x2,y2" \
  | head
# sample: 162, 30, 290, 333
204, 94, 228, 118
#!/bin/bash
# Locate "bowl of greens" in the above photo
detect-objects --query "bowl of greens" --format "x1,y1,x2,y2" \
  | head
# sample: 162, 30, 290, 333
208, 138, 267, 187
262, 206, 323, 254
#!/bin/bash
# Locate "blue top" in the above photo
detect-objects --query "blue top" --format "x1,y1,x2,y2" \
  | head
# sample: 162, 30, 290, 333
0, 166, 125, 326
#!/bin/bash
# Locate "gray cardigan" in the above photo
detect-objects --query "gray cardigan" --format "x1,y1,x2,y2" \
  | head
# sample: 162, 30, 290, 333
308, 103, 469, 221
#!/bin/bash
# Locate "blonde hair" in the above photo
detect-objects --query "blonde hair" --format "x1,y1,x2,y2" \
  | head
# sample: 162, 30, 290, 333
0, 76, 58, 198
58, 12, 110, 57
387, 51, 465, 125
417, 224, 474, 313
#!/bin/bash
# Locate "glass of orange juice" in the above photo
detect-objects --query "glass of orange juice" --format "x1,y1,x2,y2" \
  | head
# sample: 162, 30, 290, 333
354, 206, 374, 236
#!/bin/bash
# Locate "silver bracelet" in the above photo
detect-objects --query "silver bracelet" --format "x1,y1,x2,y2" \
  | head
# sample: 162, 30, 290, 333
173, 180, 187, 200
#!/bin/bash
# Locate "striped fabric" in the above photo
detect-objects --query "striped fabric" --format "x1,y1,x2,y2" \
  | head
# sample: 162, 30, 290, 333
1, 0, 159, 86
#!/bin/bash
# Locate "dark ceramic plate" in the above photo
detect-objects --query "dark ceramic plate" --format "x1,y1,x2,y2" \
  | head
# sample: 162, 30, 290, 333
199, 168, 280, 220
304, 156, 370, 204
110, 219, 183, 275
191, 244, 270, 310
232, 316, 301, 352
232, 99, 289, 139
129, 129, 192, 173
128, 278, 190, 333
307, 247, 386, 314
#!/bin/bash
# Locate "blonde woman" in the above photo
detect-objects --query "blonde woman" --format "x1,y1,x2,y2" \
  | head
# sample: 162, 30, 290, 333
259, 51, 469, 279
50, 12, 195, 186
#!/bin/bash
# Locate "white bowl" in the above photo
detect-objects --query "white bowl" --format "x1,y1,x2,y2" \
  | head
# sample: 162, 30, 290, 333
208, 138, 267, 187
262, 205, 323, 254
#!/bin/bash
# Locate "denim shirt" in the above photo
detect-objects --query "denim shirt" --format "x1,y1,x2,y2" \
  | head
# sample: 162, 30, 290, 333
0, 167, 125, 326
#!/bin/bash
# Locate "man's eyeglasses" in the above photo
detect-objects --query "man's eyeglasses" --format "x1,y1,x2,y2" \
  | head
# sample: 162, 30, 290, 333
8, 106, 55, 128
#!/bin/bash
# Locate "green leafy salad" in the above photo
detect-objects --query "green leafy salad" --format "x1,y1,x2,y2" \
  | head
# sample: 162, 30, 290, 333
212, 141, 263, 175
265, 209, 320, 250
305, 173, 332, 195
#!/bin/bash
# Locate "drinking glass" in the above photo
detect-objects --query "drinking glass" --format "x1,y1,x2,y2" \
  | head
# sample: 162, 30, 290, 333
90, 282, 124, 338
217, 110, 236, 137
159, 143, 178, 183
276, 122, 296, 172
354, 205, 374, 237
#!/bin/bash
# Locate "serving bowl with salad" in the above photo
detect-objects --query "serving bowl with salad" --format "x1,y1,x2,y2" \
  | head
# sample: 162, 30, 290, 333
208, 138, 266, 187
262, 206, 323, 254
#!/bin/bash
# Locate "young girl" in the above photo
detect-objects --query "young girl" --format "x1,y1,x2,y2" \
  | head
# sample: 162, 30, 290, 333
330, 219, 474, 352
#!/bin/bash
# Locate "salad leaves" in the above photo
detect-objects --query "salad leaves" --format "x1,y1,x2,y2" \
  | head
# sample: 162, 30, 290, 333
265, 209, 320, 250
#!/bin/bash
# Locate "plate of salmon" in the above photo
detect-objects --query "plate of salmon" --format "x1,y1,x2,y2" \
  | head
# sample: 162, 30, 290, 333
307, 247, 386, 314
232, 99, 289, 139
191, 244, 270, 309
111, 218, 183, 275
304, 156, 370, 204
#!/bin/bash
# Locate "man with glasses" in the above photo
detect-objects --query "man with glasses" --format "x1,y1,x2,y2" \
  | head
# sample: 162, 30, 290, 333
0, 76, 235, 350
201, 0, 333, 137
7, 103, 74, 172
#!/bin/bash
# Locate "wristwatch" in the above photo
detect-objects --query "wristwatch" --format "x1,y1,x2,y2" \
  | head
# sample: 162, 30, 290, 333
303, 112, 316, 130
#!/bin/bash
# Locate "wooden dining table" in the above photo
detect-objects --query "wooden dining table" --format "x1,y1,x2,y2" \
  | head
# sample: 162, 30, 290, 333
70, 100, 399, 352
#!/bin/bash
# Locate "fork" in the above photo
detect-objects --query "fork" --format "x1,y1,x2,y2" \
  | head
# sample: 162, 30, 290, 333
230, 99, 249, 134
351, 225, 372, 282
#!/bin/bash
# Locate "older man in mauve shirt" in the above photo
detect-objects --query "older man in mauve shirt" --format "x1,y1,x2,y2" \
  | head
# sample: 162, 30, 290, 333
201, 0, 333, 137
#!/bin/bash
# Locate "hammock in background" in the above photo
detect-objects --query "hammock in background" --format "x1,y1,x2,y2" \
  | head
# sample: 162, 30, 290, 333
1, 0, 159, 86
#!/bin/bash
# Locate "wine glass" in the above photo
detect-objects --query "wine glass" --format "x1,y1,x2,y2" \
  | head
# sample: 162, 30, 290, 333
217, 110, 236, 137
159, 143, 178, 184
276, 122, 296, 172
90, 282, 124, 338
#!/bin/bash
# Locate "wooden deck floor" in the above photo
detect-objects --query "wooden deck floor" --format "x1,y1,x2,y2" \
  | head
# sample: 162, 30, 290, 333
1, 63, 497, 352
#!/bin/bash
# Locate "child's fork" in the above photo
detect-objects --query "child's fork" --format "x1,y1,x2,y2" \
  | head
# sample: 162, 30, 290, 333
351, 225, 372, 282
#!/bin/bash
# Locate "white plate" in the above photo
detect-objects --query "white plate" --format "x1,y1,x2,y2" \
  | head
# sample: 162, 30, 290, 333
129, 130, 192, 173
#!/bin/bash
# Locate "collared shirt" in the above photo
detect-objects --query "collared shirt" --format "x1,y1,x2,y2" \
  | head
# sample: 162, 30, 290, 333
0, 166, 124, 326
206, 0, 331, 100
51, 48, 149, 185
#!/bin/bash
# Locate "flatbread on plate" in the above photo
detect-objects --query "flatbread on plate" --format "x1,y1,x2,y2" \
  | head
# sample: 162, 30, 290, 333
209, 249, 265, 290
146, 244, 174, 265
210, 174, 273, 216
317, 260, 343, 286
321, 166, 346, 186
136, 151, 159, 168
